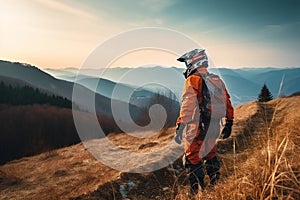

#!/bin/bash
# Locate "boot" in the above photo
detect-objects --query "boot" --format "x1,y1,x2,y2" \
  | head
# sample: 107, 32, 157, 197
186, 160, 205, 194
205, 156, 220, 186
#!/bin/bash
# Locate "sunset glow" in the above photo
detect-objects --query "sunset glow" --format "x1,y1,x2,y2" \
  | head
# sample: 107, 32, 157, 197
1, 0, 299, 69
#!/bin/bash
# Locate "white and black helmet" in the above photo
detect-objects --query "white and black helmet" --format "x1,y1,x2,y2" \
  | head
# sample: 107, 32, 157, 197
177, 48, 208, 78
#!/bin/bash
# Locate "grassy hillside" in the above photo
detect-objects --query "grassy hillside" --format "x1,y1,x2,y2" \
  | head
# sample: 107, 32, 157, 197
75, 95, 300, 200
0, 104, 122, 165
187, 95, 300, 199
0, 95, 299, 199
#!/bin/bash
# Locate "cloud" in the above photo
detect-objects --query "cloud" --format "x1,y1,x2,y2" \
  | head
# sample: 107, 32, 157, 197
137, 0, 176, 12
259, 21, 300, 42
262, 24, 285, 34
34, 0, 98, 20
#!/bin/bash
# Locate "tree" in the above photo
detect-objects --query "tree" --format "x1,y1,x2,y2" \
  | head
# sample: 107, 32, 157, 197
258, 84, 273, 102
0, 81, 72, 108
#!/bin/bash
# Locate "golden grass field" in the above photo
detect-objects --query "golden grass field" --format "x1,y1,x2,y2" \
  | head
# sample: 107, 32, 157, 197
1, 95, 299, 199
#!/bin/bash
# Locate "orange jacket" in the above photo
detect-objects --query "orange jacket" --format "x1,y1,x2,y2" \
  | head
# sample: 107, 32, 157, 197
176, 68, 234, 163
177, 68, 234, 125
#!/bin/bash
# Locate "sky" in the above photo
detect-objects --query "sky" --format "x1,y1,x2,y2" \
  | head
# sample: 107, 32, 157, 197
0, 0, 300, 69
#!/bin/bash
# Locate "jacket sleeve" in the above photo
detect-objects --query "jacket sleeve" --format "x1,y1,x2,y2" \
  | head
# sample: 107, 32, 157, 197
177, 75, 202, 125
224, 87, 234, 121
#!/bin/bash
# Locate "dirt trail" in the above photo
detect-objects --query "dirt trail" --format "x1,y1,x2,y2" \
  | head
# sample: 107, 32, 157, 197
0, 144, 120, 199
0, 128, 181, 200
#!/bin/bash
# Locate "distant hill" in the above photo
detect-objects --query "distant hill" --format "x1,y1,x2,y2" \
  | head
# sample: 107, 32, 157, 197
44, 66, 185, 101
0, 61, 149, 121
45, 66, 300, 106
0, 61, 115, 114
73, 76, 164, 108
0, 61, 71, 98
0, 60, 180, 115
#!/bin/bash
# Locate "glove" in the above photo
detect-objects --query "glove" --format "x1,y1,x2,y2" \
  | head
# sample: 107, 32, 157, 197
221, 120, 233, 139
174, 123, 184, 144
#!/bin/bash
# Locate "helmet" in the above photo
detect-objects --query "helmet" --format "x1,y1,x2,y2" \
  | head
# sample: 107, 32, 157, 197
177, 48, 208, 78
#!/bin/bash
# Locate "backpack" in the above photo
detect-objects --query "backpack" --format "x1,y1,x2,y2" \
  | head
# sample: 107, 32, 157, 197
195, 73, 227, 139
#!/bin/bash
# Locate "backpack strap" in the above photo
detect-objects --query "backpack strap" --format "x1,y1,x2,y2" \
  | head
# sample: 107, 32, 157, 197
194, 73, 212, 140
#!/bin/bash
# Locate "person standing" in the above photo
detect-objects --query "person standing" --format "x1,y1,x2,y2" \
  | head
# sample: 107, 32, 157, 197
174, 48, 234, 193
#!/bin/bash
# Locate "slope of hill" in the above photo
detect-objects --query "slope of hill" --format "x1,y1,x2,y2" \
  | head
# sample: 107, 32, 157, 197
74, 77, 166, 108
0, 61, 125, 116
0, 61, 73, 99
1, 95, 299, 199
0, 76, 35, 88
0, 105, 80, 165
0, 104, 124, 165
0, 60, 180, 124
0, 81, 72, 108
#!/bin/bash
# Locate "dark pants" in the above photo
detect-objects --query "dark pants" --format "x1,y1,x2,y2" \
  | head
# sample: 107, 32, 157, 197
184, 155, 220, 193
205, 156, 220, 186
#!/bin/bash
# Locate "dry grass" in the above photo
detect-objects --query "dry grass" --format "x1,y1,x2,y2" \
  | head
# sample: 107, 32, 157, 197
174, 96, 300, 200
0, 143, 120, 199
81, 96, 300, 200
1, 96, 299, 200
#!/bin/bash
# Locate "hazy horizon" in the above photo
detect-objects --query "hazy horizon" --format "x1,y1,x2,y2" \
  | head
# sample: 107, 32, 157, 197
1, 59, 300, 71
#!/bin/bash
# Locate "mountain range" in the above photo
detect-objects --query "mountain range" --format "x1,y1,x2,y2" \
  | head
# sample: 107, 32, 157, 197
44, 66, 300, 106
0, 60, 180, 130
1, 59, 299, 109
0, 60, 180, 164
0, 61, 139, 116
